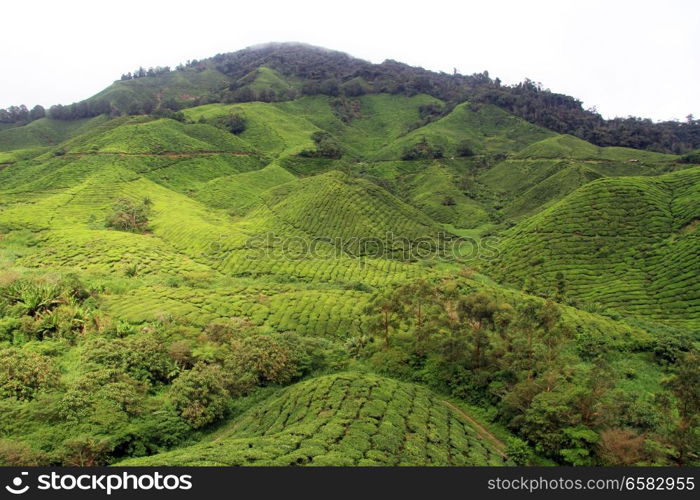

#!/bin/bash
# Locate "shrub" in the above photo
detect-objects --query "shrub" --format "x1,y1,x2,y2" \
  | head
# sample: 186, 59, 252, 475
677, 150, 700, 164
224, 335, 298, 394
0, 317, 21, 342
401, 137, 444, 160
33, 303, 91, 341
456, 140, 475, 157
652, 334, 693, 365
59, 369, 147, 422
442, 195, 456, 206
152, 109, 185, 122
81, 334, 175, 384
106, 198, 151, 233
170, 363, 231, 428
220, 113, 246, 134
168, 340, 195, 369
506, 437, 533, 465
0, 279, 63, 317
0, 347, 60, 400
204, 318, 255, 344
60, 437, 112, 466
597, 428, 647, 465
0, 440, 49, 466
299, 131, 342, 159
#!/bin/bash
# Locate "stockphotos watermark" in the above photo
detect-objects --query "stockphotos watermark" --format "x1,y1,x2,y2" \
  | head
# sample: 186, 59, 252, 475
202, 231, 501, 262
3, 470, 192, 496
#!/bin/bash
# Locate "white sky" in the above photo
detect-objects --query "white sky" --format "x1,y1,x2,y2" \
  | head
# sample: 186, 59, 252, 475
1, 0, 698, 121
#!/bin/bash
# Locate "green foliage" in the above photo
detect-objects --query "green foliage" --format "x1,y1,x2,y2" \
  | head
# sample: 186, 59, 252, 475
0, 115, 110, 151
0, 54, 696, 468
170, 363, 231, 429
0, 347, 59, 400
106, 198, 151, 233
489, 167, 700, 325
120, 372, 507, 466
456, 140, 475, 157
0, 439, 49, 466
0, 275, 92, 341
360, 278, 653, 464
506, 437, 533, 465
81, 333, 175, 384
659, 352, 700, 465
221, 113, 246, 134
678, 150, 700, 164
300, 131, 342, 158
224, 334, 308, 395
401, 137, 444, 160
152, 108, 186, 122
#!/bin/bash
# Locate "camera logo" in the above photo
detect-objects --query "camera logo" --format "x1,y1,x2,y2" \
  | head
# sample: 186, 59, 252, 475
5, 472, 29, 495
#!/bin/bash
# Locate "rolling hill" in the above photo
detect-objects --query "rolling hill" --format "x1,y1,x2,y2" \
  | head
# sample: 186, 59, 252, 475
0, 42, 698, 468
119, 372, 507, 466
489, 167, 700, 328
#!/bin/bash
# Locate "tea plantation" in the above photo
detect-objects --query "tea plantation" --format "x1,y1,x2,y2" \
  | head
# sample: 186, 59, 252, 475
0, 49, 698, 467
120, 372, 506, 466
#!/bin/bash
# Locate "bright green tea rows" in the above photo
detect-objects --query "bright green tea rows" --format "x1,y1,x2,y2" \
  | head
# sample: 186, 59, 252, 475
120, 372, 506, 466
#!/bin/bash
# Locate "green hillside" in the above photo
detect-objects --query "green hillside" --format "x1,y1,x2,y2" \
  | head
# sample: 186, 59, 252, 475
66, 117, 254, 154
402, 161, 490, 228
374, 102, 553, 160
0, 43, 698, 468
479, 134, 681, 219
86, 68, 231, 114
514, 134, 678, 163
261, 170, 441, 254
489, 167, 700, 327
193, 163, 297, 213
504, 164, 603, 218
0, 115, 110, 151
119, 372, 506, 466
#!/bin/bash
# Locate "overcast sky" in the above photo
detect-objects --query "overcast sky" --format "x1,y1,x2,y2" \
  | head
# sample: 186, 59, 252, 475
1, 0, 698, 121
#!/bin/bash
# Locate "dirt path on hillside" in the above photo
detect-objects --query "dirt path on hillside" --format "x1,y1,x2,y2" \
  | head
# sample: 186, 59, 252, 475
64, 150, 255, 159
441, 400, 508, 458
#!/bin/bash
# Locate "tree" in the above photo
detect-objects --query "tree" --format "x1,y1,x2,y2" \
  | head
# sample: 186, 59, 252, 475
223, 335, 304, 394
319, 78, 340, 96
0, 347, 59, 400
170, 363, 231, 428
661, 352, 700, 465
220, 113, 246, 134
365, 292, 401, 349
597, 428, 647, 465
29, 105, 45, 121
458, 292, 501, 370
61, 437, 111, 466
82, 334, 175, 384
401, 137, 444, 160
442, 195, 456, 206
0, 104, 29, 123
106, 198, 151, 233
456, 140, 475, 157
300, 131, 342, 158
506, 437, 533, 465
0, 440, 48, 466
168, 340, 194, 369
520, 386, 599, 464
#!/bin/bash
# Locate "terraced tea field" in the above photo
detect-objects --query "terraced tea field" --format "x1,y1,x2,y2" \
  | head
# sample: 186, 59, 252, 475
120, 372, 507, 466
1, 72, 698, 468
102, 283, 369, 337
490, 167, 700, 327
